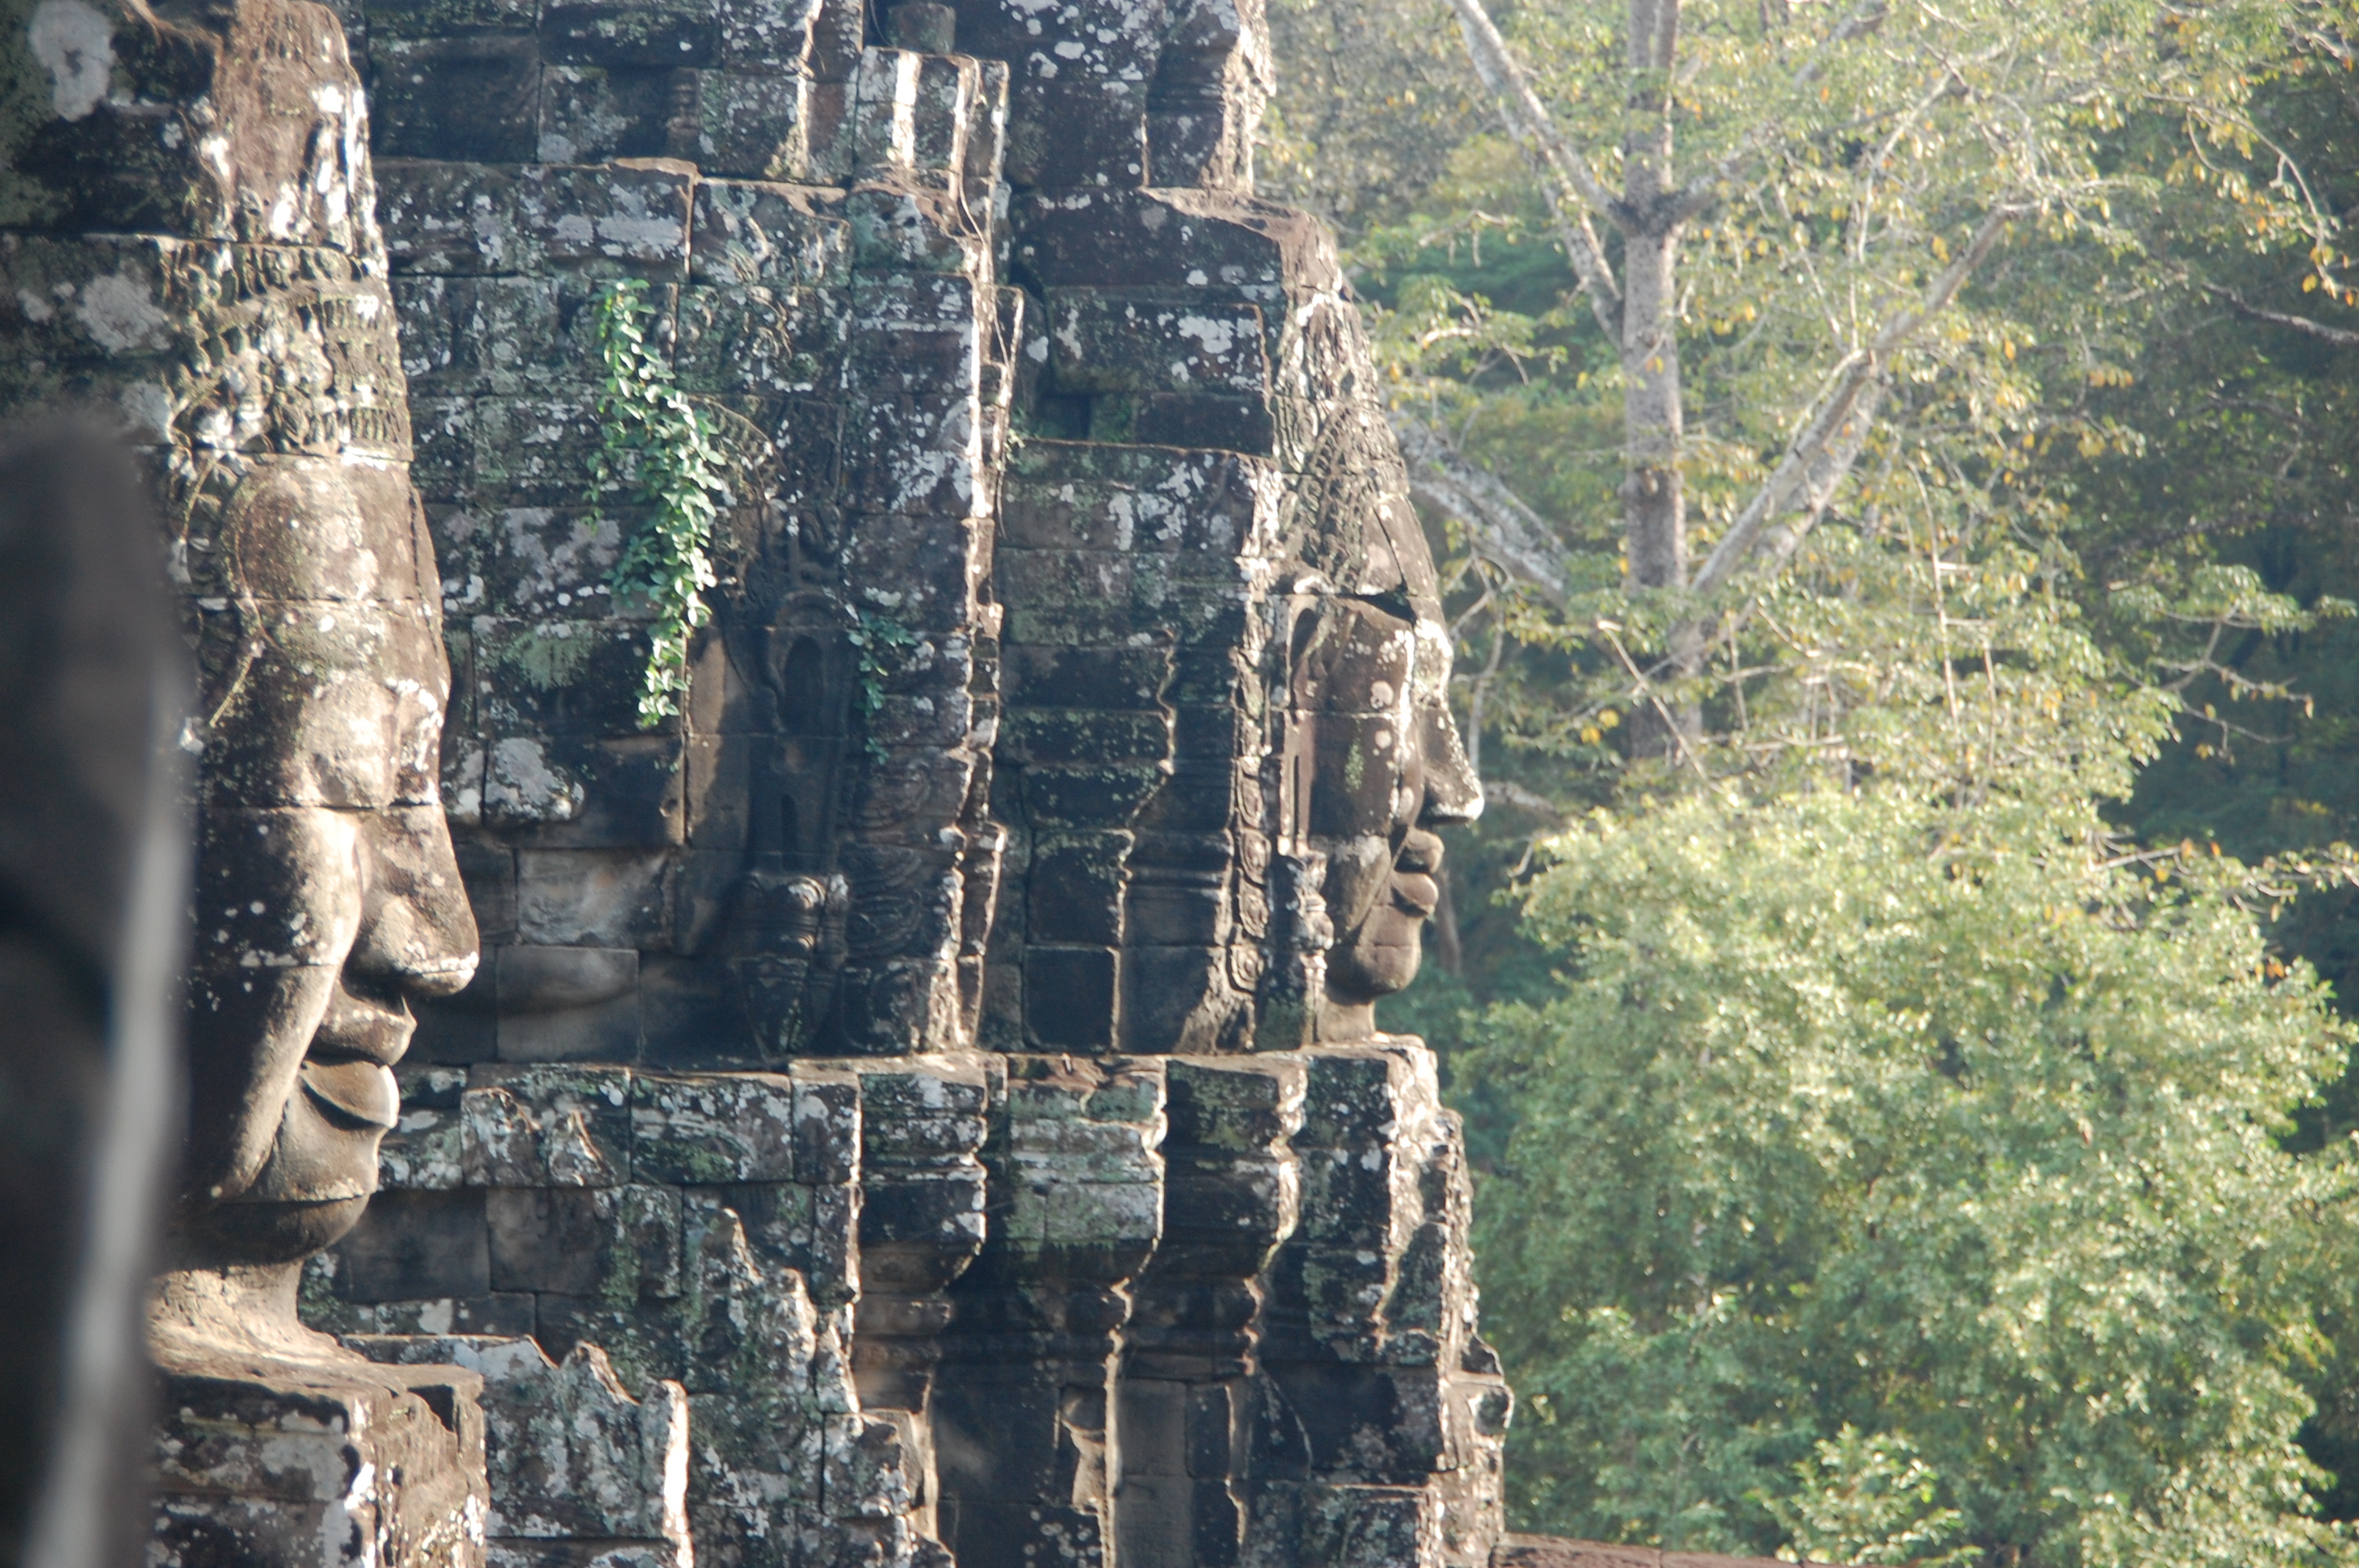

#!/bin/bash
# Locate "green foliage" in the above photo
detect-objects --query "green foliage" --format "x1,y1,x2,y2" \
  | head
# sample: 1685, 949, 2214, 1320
1441, 485, 2359, 1568
1765, 1428, 1975, 1568
588, 279, 727, 728
1263, 0, 1492, 229
1309, 2, 2359, 1561
1470, 771, 2356, 1565
848, 612, 918, 761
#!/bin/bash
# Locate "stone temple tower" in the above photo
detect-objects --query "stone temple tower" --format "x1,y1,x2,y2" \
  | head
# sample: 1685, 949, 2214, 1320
0, 0, 1511, 1563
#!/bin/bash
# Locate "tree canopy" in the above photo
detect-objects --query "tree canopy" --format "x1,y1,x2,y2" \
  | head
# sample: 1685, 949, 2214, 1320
1262, 0, 2359, 1562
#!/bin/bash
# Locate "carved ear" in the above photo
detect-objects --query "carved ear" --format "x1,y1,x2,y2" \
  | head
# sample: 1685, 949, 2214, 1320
1347, 499, 1412, 598
1375, 485, 1441, 604
1274, 601, 1325, 848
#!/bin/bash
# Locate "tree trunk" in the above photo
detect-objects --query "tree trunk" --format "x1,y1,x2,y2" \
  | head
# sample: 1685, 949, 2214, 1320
1620, 0, 1698, 758
1620, 0, 1686, 597
1620, 219, 1703, 762
1619, 222, 1686, 593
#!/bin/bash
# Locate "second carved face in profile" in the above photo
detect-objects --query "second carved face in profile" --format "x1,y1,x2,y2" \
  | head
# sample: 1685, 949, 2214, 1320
1278, 405, 1484, 1040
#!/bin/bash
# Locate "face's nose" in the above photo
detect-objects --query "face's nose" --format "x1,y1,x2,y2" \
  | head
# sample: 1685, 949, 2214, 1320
1405, 601, 1481, 829
346, 804, 480, 1001
1416, 699, 1483, 828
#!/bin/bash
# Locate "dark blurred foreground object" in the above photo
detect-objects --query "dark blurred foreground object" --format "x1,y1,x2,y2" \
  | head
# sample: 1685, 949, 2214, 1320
0, 421, 190, 1568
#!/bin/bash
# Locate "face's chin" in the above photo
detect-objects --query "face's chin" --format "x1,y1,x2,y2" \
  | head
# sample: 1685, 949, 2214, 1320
176, 978, 415, 1269
169, 1195, 374, 1267
1326, 870, 1437, 1004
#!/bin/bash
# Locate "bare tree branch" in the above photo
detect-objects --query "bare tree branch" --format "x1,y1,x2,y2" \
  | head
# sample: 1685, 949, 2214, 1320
1391, 414, 1572, 606
1444, 0, 1625, 340
1484, 779, 1568, 822
1692, 201, 2019, 597
1747, 378, 1886, 576
1599, 619, 1709, 776
2205, 284, 2359, 349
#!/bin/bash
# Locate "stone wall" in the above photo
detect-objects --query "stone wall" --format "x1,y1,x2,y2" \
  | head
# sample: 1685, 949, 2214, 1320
359, 0, 1013, 1065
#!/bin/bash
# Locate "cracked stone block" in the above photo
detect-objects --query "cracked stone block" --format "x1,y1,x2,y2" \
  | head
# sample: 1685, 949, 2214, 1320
377, 161, 694, 280
486, 1183, 681, 1299
689, 180, 852, 285
373, 35, 545, 162
463, 1063, 636, 1185
536, 62, 685, 164
347, 1334, 691, 1558
674, 282, 849, 397
716, 0, 825, 65
632, 1070, 801, 1183
383, 1097, 471, 1192
336, 1189, 495, 1302
1044, 295, 1268, 397
669, 67, 812, 180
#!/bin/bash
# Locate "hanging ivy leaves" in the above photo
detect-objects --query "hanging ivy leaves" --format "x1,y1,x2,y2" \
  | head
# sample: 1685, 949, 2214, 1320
587, 279, 728, 728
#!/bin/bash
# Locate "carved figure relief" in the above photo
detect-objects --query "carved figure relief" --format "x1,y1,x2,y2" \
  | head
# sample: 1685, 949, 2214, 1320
172, 457, 478, 1276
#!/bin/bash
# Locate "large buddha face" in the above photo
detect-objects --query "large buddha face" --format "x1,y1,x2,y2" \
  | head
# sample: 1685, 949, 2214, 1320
1277, 406, 1482, 1040
176, 458, 478, 1266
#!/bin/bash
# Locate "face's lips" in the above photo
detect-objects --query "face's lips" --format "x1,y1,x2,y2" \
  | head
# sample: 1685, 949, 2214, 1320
308, 990, 417, 1068
293, 982, 416, 1129
299, 1058, 400, 1130
1388, 871, 1441, 921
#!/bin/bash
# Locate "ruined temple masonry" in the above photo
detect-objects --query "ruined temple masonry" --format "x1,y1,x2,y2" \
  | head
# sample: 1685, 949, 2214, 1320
0, 0, 1510, 1562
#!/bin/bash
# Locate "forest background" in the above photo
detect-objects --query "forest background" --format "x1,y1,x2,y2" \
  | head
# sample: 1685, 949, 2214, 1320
1255, 1, 2359, 1564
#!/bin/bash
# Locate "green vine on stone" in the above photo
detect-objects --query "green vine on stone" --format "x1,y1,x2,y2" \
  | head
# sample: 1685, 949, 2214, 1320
589, 279, 727, 728
848, 612, 918, 761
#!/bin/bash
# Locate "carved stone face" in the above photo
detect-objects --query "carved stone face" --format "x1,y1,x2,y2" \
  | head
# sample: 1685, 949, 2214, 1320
177, 458, 478, 1266
1279, 406, 1483, 1040
1282, 593, 1481, 1037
